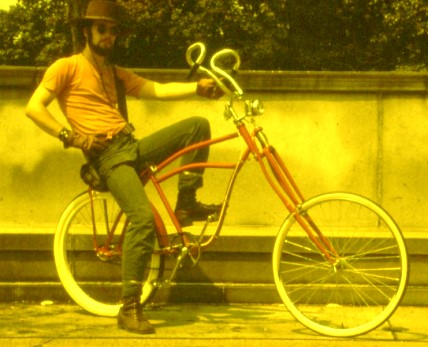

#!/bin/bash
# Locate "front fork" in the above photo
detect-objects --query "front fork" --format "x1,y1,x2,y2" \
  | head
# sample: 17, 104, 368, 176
253, 132, 340, 264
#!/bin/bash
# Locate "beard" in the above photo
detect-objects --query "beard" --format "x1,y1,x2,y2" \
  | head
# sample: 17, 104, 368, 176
88, 32, 113, 57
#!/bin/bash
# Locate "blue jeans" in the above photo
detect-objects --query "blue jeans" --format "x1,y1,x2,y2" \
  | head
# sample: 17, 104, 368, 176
88, 116, 210, 298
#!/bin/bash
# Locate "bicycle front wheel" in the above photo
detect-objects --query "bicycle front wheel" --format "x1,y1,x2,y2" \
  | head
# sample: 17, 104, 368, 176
54, 191, 164, 317
272, 192, 408, 337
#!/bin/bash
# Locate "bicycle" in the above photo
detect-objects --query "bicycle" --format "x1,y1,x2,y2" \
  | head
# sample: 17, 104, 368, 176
54, 42, 409, 337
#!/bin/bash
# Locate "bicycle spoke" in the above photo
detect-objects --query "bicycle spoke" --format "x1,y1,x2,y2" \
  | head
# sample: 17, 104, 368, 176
273, 193, 408, 337
54, 192, 164, 317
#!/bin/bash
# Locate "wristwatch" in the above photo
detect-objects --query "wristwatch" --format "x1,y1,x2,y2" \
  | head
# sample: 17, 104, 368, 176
58, 128, 72, 148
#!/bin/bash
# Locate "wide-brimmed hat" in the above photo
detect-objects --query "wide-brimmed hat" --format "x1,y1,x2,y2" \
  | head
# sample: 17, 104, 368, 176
72, 0, 124, 24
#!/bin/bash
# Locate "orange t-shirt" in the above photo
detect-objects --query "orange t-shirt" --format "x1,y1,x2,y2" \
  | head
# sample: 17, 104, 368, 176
41, 54, 147, 136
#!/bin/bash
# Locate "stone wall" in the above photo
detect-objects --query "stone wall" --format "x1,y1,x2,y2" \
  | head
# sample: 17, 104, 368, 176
0, 68, 427, 236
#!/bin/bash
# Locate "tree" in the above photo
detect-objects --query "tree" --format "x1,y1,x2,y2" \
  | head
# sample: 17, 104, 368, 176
369, 0, 428, 70
0, 0, 72, 66
282, 0, 428, 71
110, 0, 288, 69
0, 0, 427, 71
68, 0, 428, 71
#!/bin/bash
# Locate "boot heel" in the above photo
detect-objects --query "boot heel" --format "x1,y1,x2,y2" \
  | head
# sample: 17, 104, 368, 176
117, 299, 155, 334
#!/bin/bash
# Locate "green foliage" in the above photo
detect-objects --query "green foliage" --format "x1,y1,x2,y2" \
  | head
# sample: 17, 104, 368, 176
370, 0, 428, 70
111, 0, 288, 69
0, 0, 73, 66
275, 0, 427, 71
1, 0, 427, 70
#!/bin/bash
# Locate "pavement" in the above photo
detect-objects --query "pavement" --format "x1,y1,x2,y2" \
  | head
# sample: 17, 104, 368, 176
0, 302, 426, 347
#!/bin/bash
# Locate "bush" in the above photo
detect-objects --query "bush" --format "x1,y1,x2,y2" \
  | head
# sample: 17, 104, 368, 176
1, 0, 427, 71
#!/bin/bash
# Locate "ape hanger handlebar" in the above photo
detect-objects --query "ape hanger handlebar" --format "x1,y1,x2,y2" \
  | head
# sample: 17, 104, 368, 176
185, 42, 244, 97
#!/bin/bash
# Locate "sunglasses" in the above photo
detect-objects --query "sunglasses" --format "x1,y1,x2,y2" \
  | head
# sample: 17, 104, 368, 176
95, 23, 120, 36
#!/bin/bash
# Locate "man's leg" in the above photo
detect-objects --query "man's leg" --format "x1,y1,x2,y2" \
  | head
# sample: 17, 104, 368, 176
136, 116, 210, 173
105, 163, 155, 334
136, 116, 221, 226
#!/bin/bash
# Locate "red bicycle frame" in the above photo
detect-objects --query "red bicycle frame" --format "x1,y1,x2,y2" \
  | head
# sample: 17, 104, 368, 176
89, 42, 339, 264
135, 118, 338, 262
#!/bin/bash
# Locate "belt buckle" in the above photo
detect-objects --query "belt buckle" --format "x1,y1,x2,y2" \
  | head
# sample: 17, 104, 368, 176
121, 123, 135, 135
119, 123, 135, 137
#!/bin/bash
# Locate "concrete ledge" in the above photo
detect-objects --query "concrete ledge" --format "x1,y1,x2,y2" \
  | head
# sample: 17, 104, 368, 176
1, 66, 428, 93
0, 230, 426, 305
0, 281, 426, 306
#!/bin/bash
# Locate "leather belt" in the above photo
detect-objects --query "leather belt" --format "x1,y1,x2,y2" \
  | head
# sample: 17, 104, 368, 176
114, 123, 135, 139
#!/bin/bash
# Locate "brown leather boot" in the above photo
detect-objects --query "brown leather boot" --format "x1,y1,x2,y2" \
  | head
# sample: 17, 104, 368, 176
117, 297, 155, 334
175, 201, 222, 227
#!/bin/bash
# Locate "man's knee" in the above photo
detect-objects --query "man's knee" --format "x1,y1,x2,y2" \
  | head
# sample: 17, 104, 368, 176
191, 116, 211, 139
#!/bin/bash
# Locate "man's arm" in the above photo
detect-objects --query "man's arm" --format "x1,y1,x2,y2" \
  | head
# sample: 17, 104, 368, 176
138, 79, 223, 100
25, 86, 64, 137
138, 80, 197, 100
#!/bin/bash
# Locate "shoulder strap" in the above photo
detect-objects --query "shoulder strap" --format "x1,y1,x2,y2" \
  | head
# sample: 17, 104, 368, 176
113, 66, 129, 122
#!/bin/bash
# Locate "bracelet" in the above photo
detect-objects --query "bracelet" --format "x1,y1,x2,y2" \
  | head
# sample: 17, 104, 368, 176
58, 128, 72, 148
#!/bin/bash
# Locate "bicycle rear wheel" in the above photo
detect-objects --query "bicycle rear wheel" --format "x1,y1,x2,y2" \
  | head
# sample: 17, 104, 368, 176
54, 191, 164, 317
272, 192, 408, 337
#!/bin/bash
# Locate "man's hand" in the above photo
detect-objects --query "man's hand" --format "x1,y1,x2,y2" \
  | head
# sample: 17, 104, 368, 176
66, 132, 92, 151
196, 79, 224, 99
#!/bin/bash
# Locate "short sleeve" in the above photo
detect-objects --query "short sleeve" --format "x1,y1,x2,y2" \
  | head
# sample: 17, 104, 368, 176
116, 67, 148, 98
40, 57, 75, 95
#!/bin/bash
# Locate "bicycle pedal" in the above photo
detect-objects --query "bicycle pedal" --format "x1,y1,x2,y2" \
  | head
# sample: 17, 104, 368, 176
96, 246, 122, 263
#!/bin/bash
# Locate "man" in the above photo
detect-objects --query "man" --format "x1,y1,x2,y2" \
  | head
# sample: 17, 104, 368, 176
25, 0, 222, 335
